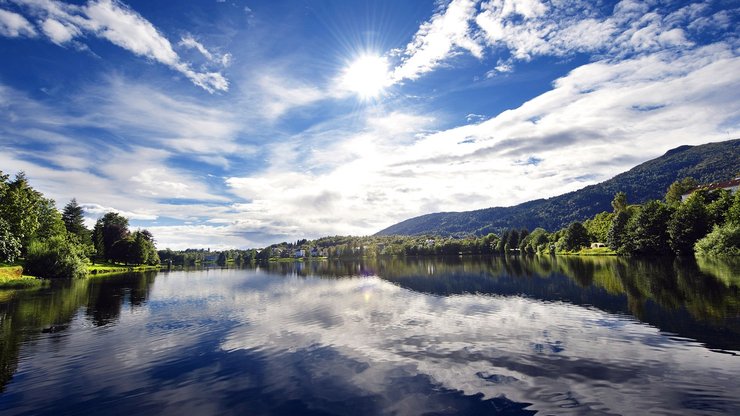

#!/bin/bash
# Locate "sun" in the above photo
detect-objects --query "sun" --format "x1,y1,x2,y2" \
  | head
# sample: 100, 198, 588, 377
340, 54, 391, 99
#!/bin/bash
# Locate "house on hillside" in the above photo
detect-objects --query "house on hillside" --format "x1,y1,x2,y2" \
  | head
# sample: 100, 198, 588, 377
681, 177, 740, 201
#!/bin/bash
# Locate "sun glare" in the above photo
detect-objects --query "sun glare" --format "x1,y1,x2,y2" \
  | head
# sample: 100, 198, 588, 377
341, 55, 391, 99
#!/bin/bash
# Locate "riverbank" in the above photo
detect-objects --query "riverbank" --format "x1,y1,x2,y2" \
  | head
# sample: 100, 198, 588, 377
88, 262, 163, 276
0, 265, 43, 288
0, 262, 164, 288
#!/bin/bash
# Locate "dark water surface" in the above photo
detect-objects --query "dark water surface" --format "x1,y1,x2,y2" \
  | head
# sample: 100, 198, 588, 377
1, 256, 739, 415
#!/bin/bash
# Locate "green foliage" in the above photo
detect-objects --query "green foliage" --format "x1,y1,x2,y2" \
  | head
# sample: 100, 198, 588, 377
628, 200, 673, 255
694, 224, 740, 256
24, 235, 90, 279
665, 177, 698, 205
35, 198, 67, 240
93, 212, 129, 261
0, 218, 21, 263
107, 230, 159, 265
667, 193, 710, 255
728, 190, 740, 226
62, 198, 91, 244
584, 211, 614, 243
705, 189, 733, 226
0, 172, 43, 252
561, 222, 590, 251
611, 192, 628, 213
607, 211, 630, 252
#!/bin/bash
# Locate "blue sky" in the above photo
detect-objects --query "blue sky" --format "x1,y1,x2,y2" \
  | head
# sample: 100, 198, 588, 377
1, 0, 738, 249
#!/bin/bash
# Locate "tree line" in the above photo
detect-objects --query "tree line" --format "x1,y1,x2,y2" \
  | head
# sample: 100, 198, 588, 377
258, 178, 740, 259
0, 171, 159, 278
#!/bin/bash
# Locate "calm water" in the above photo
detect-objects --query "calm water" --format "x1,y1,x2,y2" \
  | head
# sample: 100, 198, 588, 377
1, 256, 739, 415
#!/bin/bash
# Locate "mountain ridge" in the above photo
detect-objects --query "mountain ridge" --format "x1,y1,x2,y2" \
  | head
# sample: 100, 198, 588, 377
376, 139, 740, 236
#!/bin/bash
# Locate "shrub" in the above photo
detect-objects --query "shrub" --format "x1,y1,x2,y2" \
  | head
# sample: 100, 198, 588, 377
24, 235, 89, 279
694, 224, 740, 257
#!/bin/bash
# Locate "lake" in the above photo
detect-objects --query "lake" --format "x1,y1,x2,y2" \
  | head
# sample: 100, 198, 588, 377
1, 256, 739, 415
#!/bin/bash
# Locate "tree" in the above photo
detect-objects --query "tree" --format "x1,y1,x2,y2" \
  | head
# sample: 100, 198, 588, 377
728, 191, 740, 226
0, 172, 44, 253
34, 198, 67, 241
667, 193, 710, 255
665, 177, 698, 205
0, 218, 21, 263
562, 222, 590, 251
584, 211, 614, 243
705, 189, 733, 227
93, 212, 129, 262
607, 211, 630, 252
62, 198, 90, 241
629, 200, 673, 255
611, 192, 628, 213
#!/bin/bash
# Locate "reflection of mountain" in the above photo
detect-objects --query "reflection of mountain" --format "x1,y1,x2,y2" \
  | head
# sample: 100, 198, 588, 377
0, 272, 157, 392
266, 256, 740, 351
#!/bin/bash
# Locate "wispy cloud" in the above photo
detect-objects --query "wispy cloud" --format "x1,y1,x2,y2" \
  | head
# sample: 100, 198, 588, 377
0, 8, 36, 37
389, 0, 736, 85
5, 0, 228, 92
391, 0, 482, 83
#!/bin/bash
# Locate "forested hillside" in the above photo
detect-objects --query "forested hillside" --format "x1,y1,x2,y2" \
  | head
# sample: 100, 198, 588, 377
377, 139, 740, 236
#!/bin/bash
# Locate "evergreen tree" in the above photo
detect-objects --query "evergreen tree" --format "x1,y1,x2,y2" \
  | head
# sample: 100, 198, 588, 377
62, 198, 89, 240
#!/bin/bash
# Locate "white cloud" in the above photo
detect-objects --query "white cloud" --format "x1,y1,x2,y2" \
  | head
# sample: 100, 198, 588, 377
8, 0, 229, 92
389, 0, 734, 85
391, 0, 483, 82
217, 43, 739, 245
0, 8, 36, 37
40, 17, 78, 44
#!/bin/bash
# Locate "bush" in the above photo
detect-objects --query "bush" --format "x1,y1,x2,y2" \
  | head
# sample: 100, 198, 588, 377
24, 235, 90, 279
694, 224, 740, 256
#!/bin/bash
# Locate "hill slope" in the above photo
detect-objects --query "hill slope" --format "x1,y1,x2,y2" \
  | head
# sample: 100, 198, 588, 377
376, 139, 740, 236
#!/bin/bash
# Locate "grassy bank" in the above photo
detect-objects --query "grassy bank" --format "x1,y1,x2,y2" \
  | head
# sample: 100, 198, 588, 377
0, 265, 43, 288
88, 262, 163, 276
1, 261, 163, 288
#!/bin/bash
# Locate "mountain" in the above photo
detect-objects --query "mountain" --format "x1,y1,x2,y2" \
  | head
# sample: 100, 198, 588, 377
376, 139, 740, 236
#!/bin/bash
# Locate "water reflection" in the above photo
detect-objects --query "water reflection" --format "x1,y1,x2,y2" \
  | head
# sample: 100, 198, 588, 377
0, 258, 738, 415
267, 256, 740, 350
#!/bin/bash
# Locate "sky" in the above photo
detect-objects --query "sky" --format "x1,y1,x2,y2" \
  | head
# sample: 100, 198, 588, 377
0, 0, 738, 250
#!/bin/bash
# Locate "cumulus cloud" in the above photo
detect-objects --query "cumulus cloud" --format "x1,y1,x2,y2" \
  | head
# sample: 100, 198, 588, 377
6, 0, 228, 92
0, 8, 36, 37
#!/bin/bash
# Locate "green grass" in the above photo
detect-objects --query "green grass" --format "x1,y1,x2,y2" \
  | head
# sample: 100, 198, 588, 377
87, 262, 163, 276
0, 265, 43, 288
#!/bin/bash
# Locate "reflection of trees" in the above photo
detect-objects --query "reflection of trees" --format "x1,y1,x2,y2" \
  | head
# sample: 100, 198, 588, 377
264, 255, 740, 350
0, 272, 156, 392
